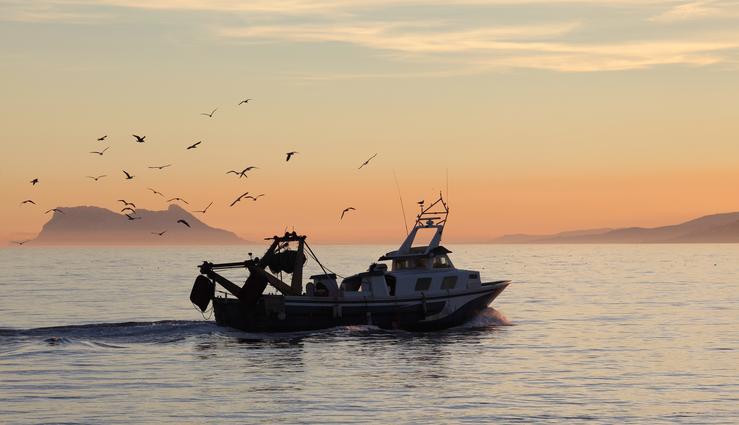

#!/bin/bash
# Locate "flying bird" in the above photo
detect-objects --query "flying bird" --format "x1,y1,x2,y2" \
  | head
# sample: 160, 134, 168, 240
227, 166, 258, 178
148, 164, 172, 170
285, 151, 298, 162
151, 230, 167, 236
90, 147, 109, 156
147, 188, 164, 197
20, 200, 36, 205
12, 240, 31, 245
358, 153, 378, 170
125, 213, 141, 221
177, 219, 191, 228
121, 207, 136, 214
118, 200, 136, 208
245, 194, 265, 201
132, 134, 146, 143
229, 192, 250, 207
87, 175, 107, 181
30, 178, 39, 185
340, 207, 356, 220
200, 108, 217, 118
238, 99, 252, 105
45, 208, 65, 214
193, 202, 213, 214
97, 135, 107, 141
122, 170, 135, 180
186, 141, 202, 150
167, 197, 189, 205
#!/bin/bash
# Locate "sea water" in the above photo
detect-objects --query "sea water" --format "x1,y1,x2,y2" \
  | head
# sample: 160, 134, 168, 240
0, 244, 737, 423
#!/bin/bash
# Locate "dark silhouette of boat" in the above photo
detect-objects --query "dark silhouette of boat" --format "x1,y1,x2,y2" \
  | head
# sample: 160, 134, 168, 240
190, 196, 510, 331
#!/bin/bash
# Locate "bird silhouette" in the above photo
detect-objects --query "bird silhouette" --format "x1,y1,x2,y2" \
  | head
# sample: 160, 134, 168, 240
87, 175, 107, 181
358, 153, 378, 170
285, 151, 298, 162
147, 188, 164, 197
340, 207, 356, 220
121, 207, 136, 214
177, 219, 191, 228
132, 134, 146, 143
45, 208, 65, 214
167, 197, 189, 205
200, 108, 217, 118
186, 141, 202, 150
118, 200, 136, 208
20, 200, 36, 205
238, 99, 252, 105
125, 213, 142, 221
148, 164, 172, 170
97, 135, 107, 141
245, 194, 265, 201
151, 230, 167, 236
90, 147, 109, 156
227, 166, 257, 178
30, 178, 39, 185
229, 192, 250, 207
122, 170, 135, 180
12, 240, 31, 245
193, 201, 213, 214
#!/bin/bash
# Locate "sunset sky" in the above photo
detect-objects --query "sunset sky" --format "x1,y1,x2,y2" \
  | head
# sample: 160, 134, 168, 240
1, 0, 738, 243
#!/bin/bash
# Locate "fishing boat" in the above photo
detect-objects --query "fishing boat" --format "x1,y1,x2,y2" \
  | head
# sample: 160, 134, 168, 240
189, 196, 510, 331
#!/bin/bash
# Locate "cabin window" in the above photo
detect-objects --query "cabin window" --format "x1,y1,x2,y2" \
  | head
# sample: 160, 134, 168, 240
432, 255, 451, 269
441, 276, 458, 290
413, 258, 428, 269
469, 273, 479, 280
415, 277, 432, 291
394, 259, 411, 270
385, 275, 397, 296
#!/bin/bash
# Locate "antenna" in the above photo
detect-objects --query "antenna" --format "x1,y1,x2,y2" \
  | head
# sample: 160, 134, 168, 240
445, 168, 449, 204
392, 169, 410, 236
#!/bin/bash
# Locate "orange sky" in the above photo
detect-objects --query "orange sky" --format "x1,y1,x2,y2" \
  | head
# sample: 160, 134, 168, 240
1, 1, 738, 244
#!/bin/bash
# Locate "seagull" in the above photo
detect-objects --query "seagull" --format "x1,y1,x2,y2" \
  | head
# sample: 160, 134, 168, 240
177, 219, 191, 228
97, 135, 107, 141
358, 153, 378, 170
151, 230, 167, 236
148, 164, 172, 170
87, 175, 107, 181
186, 141, 202, 150
147, 188, 164, 197
238, 99, 252, 105
12, 240, 31, 245
122, 170, 135, 180
45, 208, 65, 214
121, 207, 136, 214
90, 147, 109, 156
20, 200, 36, 205
167, 197, 189, 205
286, 151, 298, 162
229, 192, 250, 207
227, 166, 258, 178
30, 178, 39, 185
193, 202, 213, 214
245, 194, 265, 201
132, 134, 146, 143
340, 207, 356, 220
118, 200, 136, 208
125, 213, 142, 221
200, 108, 217, 118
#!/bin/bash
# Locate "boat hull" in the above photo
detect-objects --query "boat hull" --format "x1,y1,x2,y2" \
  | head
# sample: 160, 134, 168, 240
212, 281, 509, 332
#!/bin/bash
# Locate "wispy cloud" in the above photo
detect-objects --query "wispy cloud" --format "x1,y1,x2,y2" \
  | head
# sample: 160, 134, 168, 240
649, 1, 722, 22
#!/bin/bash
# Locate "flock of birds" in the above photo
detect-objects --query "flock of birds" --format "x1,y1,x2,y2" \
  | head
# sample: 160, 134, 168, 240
12, 99, 379, 245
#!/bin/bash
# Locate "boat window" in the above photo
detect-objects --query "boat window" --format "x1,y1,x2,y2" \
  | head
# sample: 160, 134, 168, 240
413, 258, 428, 269
441, 276, 458, 290
394, 259, 411, 270
432, 255, 451, 269
385, 275, 397, 296
469, 273, 479, 280
415, 277, 432, 291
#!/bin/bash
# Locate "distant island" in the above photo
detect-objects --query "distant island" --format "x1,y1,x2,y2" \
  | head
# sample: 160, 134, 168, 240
30, 204, 244, 245
491, 212, 739, 243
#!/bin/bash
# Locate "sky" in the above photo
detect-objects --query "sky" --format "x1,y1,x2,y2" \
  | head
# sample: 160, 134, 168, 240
1, 0, 738, 244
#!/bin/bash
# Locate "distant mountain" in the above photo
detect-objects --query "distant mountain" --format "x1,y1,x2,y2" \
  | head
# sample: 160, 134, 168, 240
32, 204, 245, 245
491, 212, 739, 243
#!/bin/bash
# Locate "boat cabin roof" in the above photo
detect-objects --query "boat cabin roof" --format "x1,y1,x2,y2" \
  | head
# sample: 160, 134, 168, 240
378, 245, 452, 261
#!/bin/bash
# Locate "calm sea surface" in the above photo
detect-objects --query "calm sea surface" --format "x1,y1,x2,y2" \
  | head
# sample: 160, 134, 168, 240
0, 244, 737, 424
